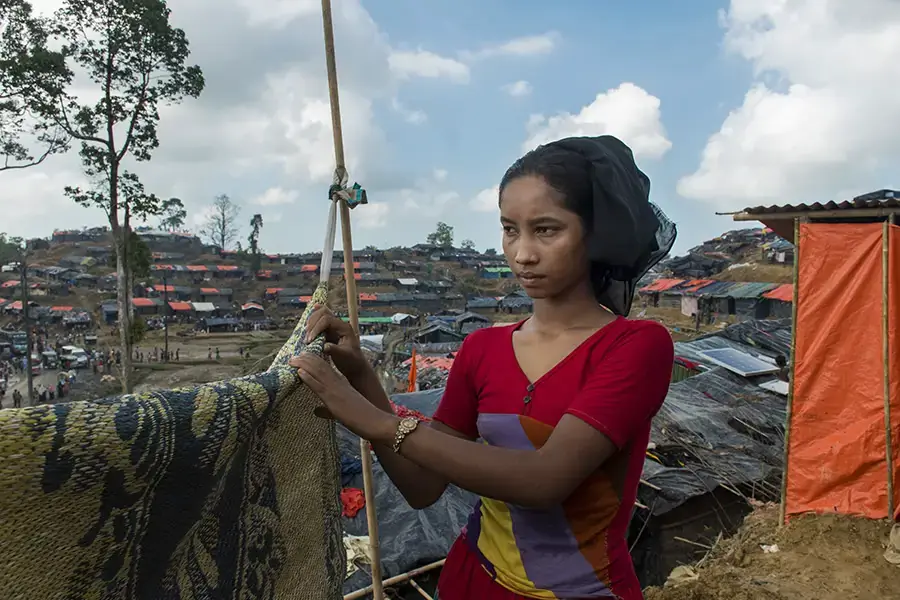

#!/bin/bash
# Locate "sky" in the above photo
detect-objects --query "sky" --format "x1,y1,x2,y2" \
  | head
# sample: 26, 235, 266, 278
5, 0, 900, 256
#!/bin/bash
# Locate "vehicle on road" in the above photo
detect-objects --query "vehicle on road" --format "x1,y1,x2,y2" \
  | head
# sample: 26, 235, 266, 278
60, 346, 89, 369
41, 350, 59, 369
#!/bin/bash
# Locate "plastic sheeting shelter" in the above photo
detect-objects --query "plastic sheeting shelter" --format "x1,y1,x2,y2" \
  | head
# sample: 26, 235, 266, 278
784, 222, 900, 520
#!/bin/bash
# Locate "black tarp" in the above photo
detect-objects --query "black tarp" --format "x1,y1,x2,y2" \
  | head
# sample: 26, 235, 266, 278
340, 389, 476, 595
637, 367, 786, 515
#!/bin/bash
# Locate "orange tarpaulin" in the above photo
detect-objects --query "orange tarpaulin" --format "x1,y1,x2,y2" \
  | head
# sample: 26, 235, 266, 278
786, 223, 897, 520
640, 278, 683, 293
407, 348, 417, 393
890, 224, 900, 518
763, 283, 793, 302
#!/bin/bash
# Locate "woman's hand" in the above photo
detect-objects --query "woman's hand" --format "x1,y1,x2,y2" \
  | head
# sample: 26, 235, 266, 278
303, 305, 369, 382
290, 353, 395, 442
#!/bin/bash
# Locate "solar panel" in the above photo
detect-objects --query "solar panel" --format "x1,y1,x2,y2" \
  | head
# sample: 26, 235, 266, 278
698, 347, 781, 377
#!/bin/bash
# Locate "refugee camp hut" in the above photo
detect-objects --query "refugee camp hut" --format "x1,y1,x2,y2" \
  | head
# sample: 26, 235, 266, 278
414, 322, 464, 344
761, 284, 793, 319
132, 297, 162, 316
241, 302, 265, 319
638, 278, 684, 307
199, 287, 233, 303
732, 188, 900, 520
500, 290, 534, 314
409, 292, 442, 313
100, 301, 118, 324
396, 277, 418, 291
711, 282, 777, 321
455, 311, 491, 334
466, 296, 500, 316
192, 302, 217, 318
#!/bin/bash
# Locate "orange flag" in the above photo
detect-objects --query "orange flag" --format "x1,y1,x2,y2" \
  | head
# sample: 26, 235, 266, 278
407, 348, 418, 393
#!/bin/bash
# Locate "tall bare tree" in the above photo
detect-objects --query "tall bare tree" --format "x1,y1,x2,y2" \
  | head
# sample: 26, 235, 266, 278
0, 0, 69, 172
29, 0, 204, 392
201, 194, 240, 250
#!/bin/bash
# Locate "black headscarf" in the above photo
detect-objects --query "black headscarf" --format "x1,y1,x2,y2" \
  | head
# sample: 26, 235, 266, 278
538, 136, 677, 316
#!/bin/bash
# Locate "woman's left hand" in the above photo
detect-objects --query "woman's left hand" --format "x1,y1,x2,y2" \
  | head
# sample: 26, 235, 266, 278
290, 354, 393, 442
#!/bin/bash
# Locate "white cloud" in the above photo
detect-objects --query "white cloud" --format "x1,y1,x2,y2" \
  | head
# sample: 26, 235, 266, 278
251, 187, 299, 206
355, 202, 390, 229
433, 169, 448, 181
462, 32, 558, 60
391, 97, 427, 124
388, 49, 470, 83
503, 80, 533, 97
470, 186, 500, 213
678, 0, 900, 209
523, 83, 672, 160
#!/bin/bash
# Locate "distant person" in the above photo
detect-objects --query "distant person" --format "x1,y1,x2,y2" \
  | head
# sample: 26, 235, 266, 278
290, 136, 674, 600
215, 347, 220, 360
175, 348, 180, 361
776, 354, 790, 382
12, 389, 22, 408
207, 348, 212, 360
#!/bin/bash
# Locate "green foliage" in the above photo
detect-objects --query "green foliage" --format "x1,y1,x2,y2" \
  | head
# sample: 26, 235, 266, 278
248, 212, 263, 273
127, 231, 151, 279
484, 248, 497, 256
158, 197, 186, 231
0, 232, 24, 264
129, 315, 147, 345
426, 221, 454, 247
461, 239, 475, 251
0, 0, 70, 171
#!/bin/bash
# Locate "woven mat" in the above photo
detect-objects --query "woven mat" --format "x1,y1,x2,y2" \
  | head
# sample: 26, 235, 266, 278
0, 284, 344, 600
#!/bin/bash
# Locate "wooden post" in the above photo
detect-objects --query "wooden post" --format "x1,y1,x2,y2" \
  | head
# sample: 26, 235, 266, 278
883, 218, 895, 518
319, 1, 384, 597
780, 217, 801, 525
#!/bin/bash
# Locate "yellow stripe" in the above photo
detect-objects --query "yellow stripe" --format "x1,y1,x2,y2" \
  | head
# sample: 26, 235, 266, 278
476, 498, 558, 599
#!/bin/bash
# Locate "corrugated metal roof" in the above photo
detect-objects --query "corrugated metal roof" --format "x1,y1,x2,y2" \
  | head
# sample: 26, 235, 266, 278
713, 282, 777, 299
741, 189, 900, 215
693, 281, 737, 296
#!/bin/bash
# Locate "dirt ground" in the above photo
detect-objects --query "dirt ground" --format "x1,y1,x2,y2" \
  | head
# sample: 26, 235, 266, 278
644, 505, 900, 600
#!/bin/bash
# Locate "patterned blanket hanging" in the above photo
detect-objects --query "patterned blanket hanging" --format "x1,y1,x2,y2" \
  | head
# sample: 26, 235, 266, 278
0, 284, 345, 600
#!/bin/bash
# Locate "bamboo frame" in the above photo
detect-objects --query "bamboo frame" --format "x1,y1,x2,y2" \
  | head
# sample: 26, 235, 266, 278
319, 1, 384, 598
779, 217, 801, 525
883, 218, 895, 517
343, 559, 446, 600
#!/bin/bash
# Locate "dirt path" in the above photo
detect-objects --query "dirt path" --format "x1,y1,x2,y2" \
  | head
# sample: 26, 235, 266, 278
645, 505, 899, 600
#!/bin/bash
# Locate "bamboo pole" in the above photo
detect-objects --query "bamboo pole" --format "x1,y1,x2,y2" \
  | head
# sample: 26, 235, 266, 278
319, 1, 384, 598
779, 217, 801, 526
883, 219, 895, 518
343, 559, 446, 600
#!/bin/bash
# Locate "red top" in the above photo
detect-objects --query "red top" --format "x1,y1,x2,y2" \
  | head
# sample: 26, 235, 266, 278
432, 318, 673, 600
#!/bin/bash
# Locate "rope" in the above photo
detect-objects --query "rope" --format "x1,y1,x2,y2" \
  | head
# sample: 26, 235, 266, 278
319, 196, 338, 286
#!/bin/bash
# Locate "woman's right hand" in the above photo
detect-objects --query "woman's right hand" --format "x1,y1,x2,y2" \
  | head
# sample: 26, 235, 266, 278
303, 305, 369, 382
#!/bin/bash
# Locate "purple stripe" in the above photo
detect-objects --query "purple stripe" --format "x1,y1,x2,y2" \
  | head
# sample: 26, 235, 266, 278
476, 413, 536, 450
464, 500, 496, 578
476, 413, 612, 597
507, 505, 613, 597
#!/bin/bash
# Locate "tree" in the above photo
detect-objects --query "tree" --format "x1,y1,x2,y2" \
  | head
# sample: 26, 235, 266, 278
158, 197, 186, 231
33, 0, 204, 392
484, 248, 497, 256
201, 194, 240, 250
0, 0, 69, 172
426, 221, 454, 247
461, 239, 475, 251
248, 213, 263, 273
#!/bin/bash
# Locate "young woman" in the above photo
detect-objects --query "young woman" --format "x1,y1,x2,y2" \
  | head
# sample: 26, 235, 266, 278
291, 135, 677, 600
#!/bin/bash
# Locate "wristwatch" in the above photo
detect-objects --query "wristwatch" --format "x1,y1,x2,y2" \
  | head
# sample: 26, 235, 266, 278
392, 417, 420, 453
